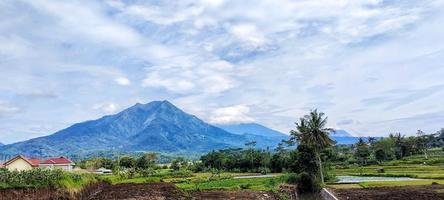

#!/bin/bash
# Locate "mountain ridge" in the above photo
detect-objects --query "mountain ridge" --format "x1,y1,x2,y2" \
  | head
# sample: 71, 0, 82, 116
0, 100, 363, 157
0, 101, 248, 157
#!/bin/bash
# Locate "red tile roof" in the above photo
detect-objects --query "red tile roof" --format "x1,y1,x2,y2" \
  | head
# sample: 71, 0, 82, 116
28, 159, 41, 166
40, 157, 73, 165
4, 155, 40, 167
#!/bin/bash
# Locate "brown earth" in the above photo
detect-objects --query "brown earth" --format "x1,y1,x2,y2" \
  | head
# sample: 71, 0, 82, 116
0, 182, 280, 200
88, 182, 280, 200
332, 184, 444, 200
88, 182, 187, 200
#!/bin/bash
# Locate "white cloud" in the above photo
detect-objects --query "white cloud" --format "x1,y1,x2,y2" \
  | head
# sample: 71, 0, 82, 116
0, 101, 20, 117
229, 24, 268, 46
142, 70, 196, 93
209, 105, 255, 124
93, 103, 119, 114
115, 77, 131, 86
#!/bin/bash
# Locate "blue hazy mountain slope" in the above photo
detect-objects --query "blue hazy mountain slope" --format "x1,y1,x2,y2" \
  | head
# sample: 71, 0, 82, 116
218, 123, 361, 145
0, 101, 248, 157
331, 129, 353, 137
217, 123, 288, 138
217, 123, 289, 148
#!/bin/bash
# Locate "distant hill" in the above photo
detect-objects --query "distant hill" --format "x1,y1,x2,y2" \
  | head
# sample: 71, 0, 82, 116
217, 123, 288, 138
218, 123, 362, 145
0, 142, 3, 146
0, 101, 249, 157
217, 123, 289, 148
331, 129, 353, 137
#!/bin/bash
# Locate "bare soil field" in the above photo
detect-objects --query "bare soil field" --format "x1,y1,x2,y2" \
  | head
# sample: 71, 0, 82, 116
332, 184, 444, 200
88, 182, 187, 200
88, 182, 279, 200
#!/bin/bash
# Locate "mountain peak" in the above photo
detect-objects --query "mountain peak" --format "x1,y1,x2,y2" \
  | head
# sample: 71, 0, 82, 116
0, 100, 246, 156
332, 129, 353, 137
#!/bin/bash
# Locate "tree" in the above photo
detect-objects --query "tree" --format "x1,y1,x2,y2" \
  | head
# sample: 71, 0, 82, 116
137, 153, 158, 169
171, 157, 187, 171
390, 133, 407, 159
245, 141, 257, 170
119, 156, 136, 168
354, 138, 370, 165
375, 148, 386, 163
416, 130, 428, 159
290, 109, 335, 184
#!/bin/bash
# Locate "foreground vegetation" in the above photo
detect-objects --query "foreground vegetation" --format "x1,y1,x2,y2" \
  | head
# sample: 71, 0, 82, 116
0, 168, 96, 192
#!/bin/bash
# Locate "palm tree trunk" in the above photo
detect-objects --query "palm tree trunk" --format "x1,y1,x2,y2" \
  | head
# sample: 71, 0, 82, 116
317, 153, 324, 184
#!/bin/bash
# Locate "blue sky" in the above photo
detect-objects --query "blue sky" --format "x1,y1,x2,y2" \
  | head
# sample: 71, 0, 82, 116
1, 0, 444, 144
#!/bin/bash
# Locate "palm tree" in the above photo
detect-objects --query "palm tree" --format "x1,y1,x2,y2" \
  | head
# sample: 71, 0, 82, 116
290, 109, 335, 184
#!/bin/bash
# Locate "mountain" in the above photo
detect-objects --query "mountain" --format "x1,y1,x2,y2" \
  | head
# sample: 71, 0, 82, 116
0, 142, 3, 146
217, 123, 288, 138
218, 124, 361, 145
331, 129, 353, 137
217, 123, 289, 148
0, 101, 248, 157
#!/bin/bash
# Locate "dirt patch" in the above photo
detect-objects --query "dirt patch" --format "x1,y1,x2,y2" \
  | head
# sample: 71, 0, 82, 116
0, 183, 280, 200
332, 185, 444, 200
192, 190, 279, 200
88, 182, 187, 200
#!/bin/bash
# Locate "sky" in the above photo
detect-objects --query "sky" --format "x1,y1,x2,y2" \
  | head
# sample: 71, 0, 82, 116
1, 0, 444, 144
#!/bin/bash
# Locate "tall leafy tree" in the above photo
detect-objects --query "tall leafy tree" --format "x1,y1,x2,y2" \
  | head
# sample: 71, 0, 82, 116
354, 138, 371, 165
290, 109, 335, 184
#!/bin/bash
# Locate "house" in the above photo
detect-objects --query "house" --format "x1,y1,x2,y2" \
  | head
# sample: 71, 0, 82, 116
3, 155, 75, 171
3, 155, 41, 171
39, 157, 75, 171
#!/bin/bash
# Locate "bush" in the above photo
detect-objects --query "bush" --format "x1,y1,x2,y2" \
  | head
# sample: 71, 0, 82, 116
297, 172, 321, 193
239, 183, 251, 189
282, 173, 300, 185
0, 168, 96, 189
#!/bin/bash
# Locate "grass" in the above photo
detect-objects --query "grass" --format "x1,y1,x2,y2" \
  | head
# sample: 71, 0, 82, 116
333, 151, 444, 180
101, 175, 162, 184
359, 180, 444, 188
0, 169, 97, 191
330, 150, 444, 188
175, 176, 281, 191
334, 165, 444, 179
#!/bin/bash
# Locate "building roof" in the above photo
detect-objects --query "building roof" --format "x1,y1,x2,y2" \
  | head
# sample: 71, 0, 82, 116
40, 157, 74, 165
4, 155, 40, 167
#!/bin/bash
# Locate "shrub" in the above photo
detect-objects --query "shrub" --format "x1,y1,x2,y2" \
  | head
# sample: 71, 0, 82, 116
0, 168, 95, 190
239, 183, 251, 189
282, 173, 299, 185
297, 172, 321, 193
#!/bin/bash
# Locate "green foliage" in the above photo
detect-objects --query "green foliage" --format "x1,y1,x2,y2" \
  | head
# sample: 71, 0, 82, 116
354, 138, 371, 165
199, 148, 274, 173
0, 168, 96, 190
290, 109, 334, 184
136, 153, 158, 169
170, 157, 187, 171
77, 157, 115, 170
119, 156, 136, 168
297, 172, 321, 193
281, 173, 299, 184
239, 183, 252, 189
